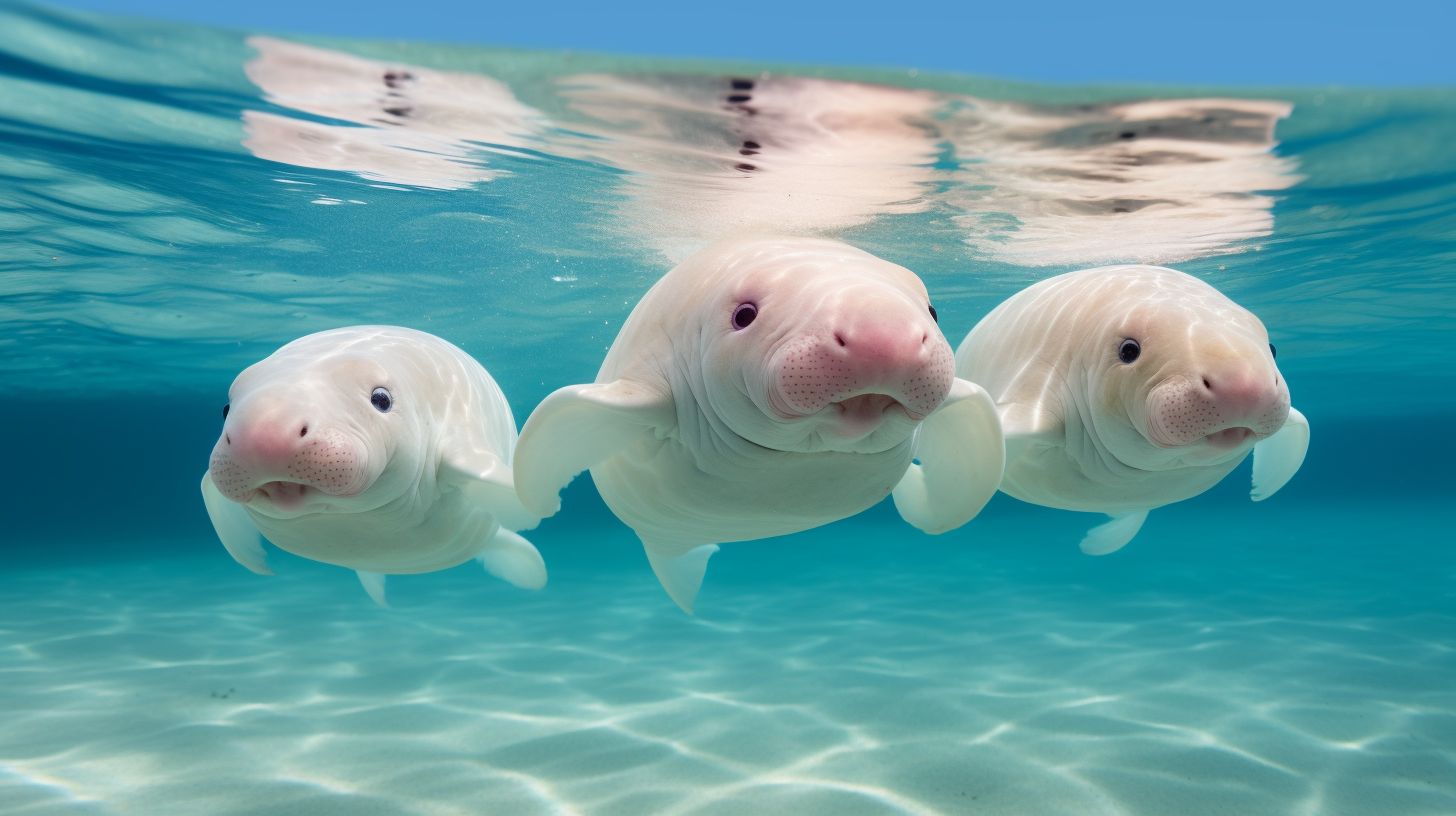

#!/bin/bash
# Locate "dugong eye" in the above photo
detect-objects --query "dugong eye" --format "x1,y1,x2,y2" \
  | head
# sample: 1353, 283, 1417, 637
1269, 343, 1277, 359
222, 404, 230, 420
371, 387, 393, 413
928, 304, 938, 322
732, 303, 758, 330
1118, 338, 1141, 364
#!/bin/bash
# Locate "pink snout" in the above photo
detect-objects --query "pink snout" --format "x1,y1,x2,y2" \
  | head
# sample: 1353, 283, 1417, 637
832, 319, 931, 384
209, 413, 362, 509
775, 314, 954, 422
226, 412, 314, 470
1147, 370, 1290, 449
1200, 370, 1279, 420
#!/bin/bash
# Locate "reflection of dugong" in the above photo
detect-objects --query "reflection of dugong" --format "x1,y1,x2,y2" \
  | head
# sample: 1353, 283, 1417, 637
242, 36, 546, 190
201, 326, 544, 606
513, 237, 1005, 613
239, 37, 1297, 269
956, 265, 1309, 555
561, 74, 941, 262
946, 98, 1297, 267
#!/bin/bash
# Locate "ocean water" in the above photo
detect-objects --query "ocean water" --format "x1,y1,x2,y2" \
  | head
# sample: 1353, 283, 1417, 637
3, 2, 1455, 814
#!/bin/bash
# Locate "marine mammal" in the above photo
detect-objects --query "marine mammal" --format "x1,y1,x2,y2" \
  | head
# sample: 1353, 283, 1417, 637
512, 237, 1005, 613
201, 326, 544, 606
955, 264, 1309, 554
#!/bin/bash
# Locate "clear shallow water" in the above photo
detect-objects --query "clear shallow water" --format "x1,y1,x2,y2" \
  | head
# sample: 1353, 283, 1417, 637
1, 2, 1454, 814
6, 499, 1456, 815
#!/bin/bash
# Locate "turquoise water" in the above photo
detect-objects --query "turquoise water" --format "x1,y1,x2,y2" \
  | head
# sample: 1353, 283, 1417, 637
3, 2, 1455, 814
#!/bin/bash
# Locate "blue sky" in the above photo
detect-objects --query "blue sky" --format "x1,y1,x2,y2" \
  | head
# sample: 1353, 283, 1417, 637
42, 0, 1456, 87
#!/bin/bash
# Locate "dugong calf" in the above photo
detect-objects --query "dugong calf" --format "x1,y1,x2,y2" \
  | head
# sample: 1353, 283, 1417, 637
201, 326, 544, 606
956, 265, 1310, 555
513, 237, 1005, 613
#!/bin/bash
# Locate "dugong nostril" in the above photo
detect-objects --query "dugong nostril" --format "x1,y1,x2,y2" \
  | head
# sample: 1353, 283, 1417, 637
836, 334, 846, 347
299, 425, 308, 438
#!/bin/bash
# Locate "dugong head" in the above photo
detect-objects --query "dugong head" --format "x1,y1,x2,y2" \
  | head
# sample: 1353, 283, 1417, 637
208, 327, 441, 518
1079, 266, 1290, 467
662, 237, 955, 454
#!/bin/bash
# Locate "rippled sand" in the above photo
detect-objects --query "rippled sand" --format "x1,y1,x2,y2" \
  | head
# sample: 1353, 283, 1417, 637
3, 502, 1453, 815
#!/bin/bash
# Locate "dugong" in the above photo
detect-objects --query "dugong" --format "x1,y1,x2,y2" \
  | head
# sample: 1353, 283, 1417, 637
955, 265, 1309, 555
513, 237, 1005, 613
200, 326, 544, 606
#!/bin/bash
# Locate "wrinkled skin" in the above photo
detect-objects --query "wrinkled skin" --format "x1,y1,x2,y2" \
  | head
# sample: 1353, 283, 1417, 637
514, 237, 1006, 612
958, 264, 1293, 514
590, 237, 954, 545
206, 326, 531, 575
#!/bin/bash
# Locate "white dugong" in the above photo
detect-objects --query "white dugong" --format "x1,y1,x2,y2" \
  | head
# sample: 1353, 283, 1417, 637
513, 236, 1005, 613
200, 326, 544, 606
955, 265, 1309, 555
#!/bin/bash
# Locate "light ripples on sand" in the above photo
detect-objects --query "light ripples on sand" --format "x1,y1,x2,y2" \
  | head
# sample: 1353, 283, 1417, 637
3, 504, 1454, 815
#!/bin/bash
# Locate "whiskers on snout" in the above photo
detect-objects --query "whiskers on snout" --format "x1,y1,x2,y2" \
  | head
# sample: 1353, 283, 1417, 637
209, 425, 364, 510
1146, 375, 1290, 451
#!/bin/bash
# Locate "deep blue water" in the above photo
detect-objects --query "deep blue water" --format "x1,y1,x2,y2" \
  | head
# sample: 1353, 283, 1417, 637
2, 2, 1454, 814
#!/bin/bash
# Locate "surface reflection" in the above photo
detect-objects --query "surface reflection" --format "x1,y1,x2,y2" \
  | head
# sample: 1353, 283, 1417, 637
244, 37, 548, 190
559, 74, 941, 261
945, 97, 1297, 265
242, 38, 1297, 267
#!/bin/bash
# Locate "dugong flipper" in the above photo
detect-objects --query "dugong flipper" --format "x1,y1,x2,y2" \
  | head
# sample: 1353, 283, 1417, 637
957, 264, 1308, 554
511, 380, 714, 611
201, 471, 272, 575
201, 326, 544, 605
515, 237, 1003, 614
436, 446, 544, 538
512, 381, 674, 519
342, 450, 546, 608
1251, 407, 1309, 501
892, 378, 1005, 535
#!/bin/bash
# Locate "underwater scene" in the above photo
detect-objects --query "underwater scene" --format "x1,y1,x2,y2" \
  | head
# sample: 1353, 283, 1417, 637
3, 1, 1455, 813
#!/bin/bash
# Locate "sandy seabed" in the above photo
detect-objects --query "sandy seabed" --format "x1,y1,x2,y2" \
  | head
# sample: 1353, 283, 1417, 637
3, 505, 1454, 816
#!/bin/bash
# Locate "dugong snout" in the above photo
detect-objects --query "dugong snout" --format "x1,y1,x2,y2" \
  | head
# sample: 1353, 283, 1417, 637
210, 410, 364, 509
772, 301, 953, 425
1146, 370, 1290, 450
